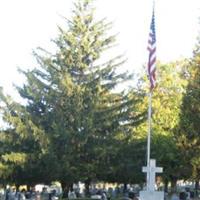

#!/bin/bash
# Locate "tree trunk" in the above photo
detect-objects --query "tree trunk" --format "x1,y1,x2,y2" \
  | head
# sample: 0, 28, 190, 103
164, 180, 169, 193
84, 178, 91, 197
123, 183, 127, 194
171, 178, 177, 193
61, 181, 67, 191
60, 181, 72, 198
27, 185, 31, 191
16, 184, 20, 192
195, 180, 199, 197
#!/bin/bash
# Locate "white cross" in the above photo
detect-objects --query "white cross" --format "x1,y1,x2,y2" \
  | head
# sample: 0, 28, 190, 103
142, 159, 163, 191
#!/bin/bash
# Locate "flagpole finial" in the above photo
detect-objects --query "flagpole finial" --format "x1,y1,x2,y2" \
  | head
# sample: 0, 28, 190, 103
153, 0, 155, 11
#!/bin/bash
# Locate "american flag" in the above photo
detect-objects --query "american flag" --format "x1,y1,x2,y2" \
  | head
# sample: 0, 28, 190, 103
147, 9, 156, 90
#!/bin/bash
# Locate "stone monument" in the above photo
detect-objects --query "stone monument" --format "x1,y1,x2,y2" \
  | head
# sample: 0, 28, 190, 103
139, 159, 164, 200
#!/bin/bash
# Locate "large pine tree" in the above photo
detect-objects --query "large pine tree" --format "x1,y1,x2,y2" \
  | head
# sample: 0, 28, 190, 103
0, 0, 143, 188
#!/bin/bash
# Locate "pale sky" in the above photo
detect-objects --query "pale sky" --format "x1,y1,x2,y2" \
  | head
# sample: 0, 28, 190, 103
0, 0, 199, 97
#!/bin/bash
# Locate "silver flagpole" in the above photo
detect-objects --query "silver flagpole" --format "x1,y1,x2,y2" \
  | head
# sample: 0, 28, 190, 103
146, 0, 155, 191
147, 91, 152, 191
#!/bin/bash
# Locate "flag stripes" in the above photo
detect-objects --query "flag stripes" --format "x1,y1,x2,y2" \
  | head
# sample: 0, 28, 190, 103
147, 10, 156, 90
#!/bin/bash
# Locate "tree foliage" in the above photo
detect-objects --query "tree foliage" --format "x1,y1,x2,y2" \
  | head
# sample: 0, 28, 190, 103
0, 0, 144, 187
135, 60, 189, 187
177, 40, 200, 181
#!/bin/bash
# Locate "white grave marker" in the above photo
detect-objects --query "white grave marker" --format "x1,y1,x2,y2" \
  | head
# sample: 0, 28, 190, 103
139, 159, 164, 200
142, 159, 163, 191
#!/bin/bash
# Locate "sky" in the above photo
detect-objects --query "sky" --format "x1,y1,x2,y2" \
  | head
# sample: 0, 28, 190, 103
0, 0, 200, 98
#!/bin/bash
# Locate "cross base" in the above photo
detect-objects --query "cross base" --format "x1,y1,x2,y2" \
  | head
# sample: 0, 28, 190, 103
139, 190, 164, 200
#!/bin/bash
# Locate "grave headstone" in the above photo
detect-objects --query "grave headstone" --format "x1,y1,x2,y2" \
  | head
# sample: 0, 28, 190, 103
139, 159, 164, 200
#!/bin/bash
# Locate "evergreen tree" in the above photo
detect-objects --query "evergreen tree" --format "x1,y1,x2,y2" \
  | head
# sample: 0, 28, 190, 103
177, 40, 200, 185
0, 0, 144, 188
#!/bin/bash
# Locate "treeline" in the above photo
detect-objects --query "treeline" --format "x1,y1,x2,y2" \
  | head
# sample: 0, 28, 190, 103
0, 0, 199, 193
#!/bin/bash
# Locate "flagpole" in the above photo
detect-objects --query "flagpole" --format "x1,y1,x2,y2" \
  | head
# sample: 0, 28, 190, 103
146, 91, 152, 191
146, 0, 155, 191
